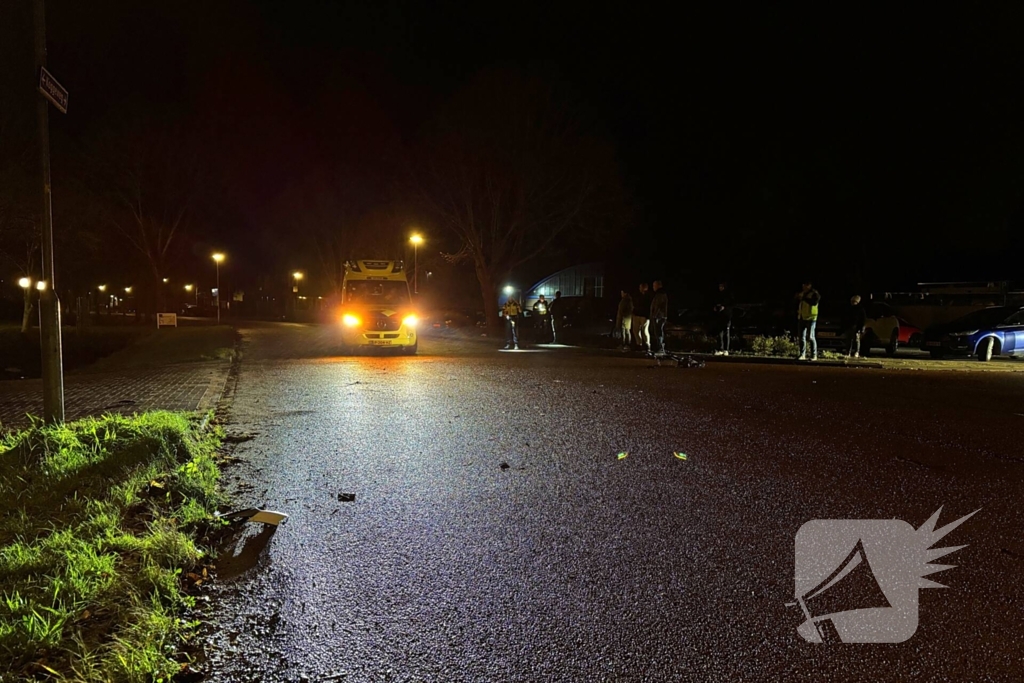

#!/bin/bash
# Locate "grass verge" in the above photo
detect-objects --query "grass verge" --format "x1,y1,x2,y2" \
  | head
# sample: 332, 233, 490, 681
84, 326, 237, 374
0, 411, 224, 682
0, 326, 150, 379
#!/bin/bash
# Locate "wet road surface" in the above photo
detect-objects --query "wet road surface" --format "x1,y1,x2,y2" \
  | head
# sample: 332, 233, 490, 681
200, 323, 1024, 682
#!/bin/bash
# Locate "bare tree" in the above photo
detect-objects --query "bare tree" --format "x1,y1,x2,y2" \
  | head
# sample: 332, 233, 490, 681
417, 69, 625, 331
280, 167, 402, 293
0, 110, 40, 333
89, 119, 203, 316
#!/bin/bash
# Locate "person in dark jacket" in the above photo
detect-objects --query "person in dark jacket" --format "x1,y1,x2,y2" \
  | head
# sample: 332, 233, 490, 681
649, 280, 668, 356
548, 290, 564, 344
712, 281, 734, 356
632, 283, 651, 353
842, 294, 867, 358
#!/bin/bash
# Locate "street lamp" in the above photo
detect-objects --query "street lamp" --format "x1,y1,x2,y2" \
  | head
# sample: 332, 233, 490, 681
162, 277, 169, 284
212, 253, 225, 323
185, 284, 197, 306
409, 233, 423, 294
291, 271, 304, 319
18, 277, 31, 289
124, 286, 132, 294
97, 284, 107, 293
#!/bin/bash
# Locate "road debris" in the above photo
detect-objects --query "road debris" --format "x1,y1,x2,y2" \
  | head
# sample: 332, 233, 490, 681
673, 452, 688, 460
216, 508, 289, 525
617, 451, 629, 460
337, 492, 356, 502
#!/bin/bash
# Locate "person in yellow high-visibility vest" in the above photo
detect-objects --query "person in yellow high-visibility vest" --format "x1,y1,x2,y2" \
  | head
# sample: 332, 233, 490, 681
795, 280, 821, 360
502, 296, 522, 350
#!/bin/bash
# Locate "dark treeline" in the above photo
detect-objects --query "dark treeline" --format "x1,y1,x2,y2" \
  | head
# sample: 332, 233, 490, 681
3, 2, 1024, 325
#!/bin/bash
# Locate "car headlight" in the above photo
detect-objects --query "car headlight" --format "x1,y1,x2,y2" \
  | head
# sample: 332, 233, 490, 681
402, 314, 418, 328
342, 314, 361, 327
951, 330, 978, 337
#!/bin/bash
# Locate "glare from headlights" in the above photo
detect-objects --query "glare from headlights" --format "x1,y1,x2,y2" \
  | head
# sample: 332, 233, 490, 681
402, 314, 418, 328
342, 314, 361, 327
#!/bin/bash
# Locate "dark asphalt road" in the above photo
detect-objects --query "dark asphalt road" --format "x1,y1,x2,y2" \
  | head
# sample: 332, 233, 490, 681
199, 323, 1024, 682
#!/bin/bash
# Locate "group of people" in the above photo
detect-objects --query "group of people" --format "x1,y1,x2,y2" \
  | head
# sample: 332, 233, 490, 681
500, 290, 567, 350
613, 281, 670, 356
501, 277, 868, 360
794, 280, 870, 361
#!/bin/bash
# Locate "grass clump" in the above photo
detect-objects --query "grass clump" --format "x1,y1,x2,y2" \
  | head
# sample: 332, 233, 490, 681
0, 411, 224, 682
749, 335, 801, 357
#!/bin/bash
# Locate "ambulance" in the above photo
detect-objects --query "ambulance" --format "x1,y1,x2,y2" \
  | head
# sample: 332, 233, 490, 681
338, 260, 418, 354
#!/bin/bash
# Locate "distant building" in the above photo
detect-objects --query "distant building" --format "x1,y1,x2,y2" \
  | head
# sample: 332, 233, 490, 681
520, 262, 605, 312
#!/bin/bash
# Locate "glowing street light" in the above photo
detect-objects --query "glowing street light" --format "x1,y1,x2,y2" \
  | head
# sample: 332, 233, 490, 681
185, 283, 197, 306
36, 280, 47, 291
162, 277, 169, 284
124, 286, 132, 294
292, 271, 303, 281
212, 253, 225, 323
18, 277, 31, 289
503, 285, 514, 295
97, 284, 107, 292
409, 233, 423, 294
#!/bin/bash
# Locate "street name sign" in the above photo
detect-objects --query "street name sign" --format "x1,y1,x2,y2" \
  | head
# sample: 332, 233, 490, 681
38, 67, 68, 114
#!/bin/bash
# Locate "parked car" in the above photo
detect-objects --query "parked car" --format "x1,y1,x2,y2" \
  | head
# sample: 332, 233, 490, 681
663, 308, 718, 348
921, 305, 1024, 361
425, 309, 479, 329
181, 303, 216, 317
814, 301, 901, 356
897, 317, 923, 347
732, 304, 793, 349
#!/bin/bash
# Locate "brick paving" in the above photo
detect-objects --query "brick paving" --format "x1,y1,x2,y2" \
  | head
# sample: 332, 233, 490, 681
0, 361, 231, 431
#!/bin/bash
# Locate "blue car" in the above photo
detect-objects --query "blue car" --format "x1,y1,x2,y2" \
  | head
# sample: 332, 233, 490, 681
921, 305, 1024, 361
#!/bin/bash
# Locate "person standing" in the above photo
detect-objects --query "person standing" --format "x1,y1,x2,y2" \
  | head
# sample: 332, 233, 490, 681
615, 289, 634, 351
712, 281, 734, 356
842, 294, 867, 358
650, 280, 669, 357
633, 283, 651, 353
502, 295, 522, 350
549, 290, 564, 344
532, 294, 550, 341
795, 280, 820, 361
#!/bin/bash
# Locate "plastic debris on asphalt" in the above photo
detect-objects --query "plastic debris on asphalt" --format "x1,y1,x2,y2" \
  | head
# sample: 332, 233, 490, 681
217, 508, 289, 525
617, 451, 629, 460
673, 452, 688, 460
337, 492, 356, 502
499, 462, 510, 470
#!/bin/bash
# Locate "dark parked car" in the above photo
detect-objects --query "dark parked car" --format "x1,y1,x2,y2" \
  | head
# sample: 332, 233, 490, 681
732, 304, 793, 348
922, 305, 1024, 361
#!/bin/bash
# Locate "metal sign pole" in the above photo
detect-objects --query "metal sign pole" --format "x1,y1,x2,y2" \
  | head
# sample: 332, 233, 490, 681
34, 0, 64, 423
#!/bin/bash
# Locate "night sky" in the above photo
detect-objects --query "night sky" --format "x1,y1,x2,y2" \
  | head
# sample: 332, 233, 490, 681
4, 2, 1024, 306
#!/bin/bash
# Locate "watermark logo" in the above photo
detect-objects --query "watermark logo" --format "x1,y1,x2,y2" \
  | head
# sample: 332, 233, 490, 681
790, 507, 978, 643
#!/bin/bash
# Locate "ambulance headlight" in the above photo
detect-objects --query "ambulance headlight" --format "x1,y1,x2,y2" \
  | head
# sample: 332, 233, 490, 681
342, 314, 361, 327
402, 314, 418, 328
